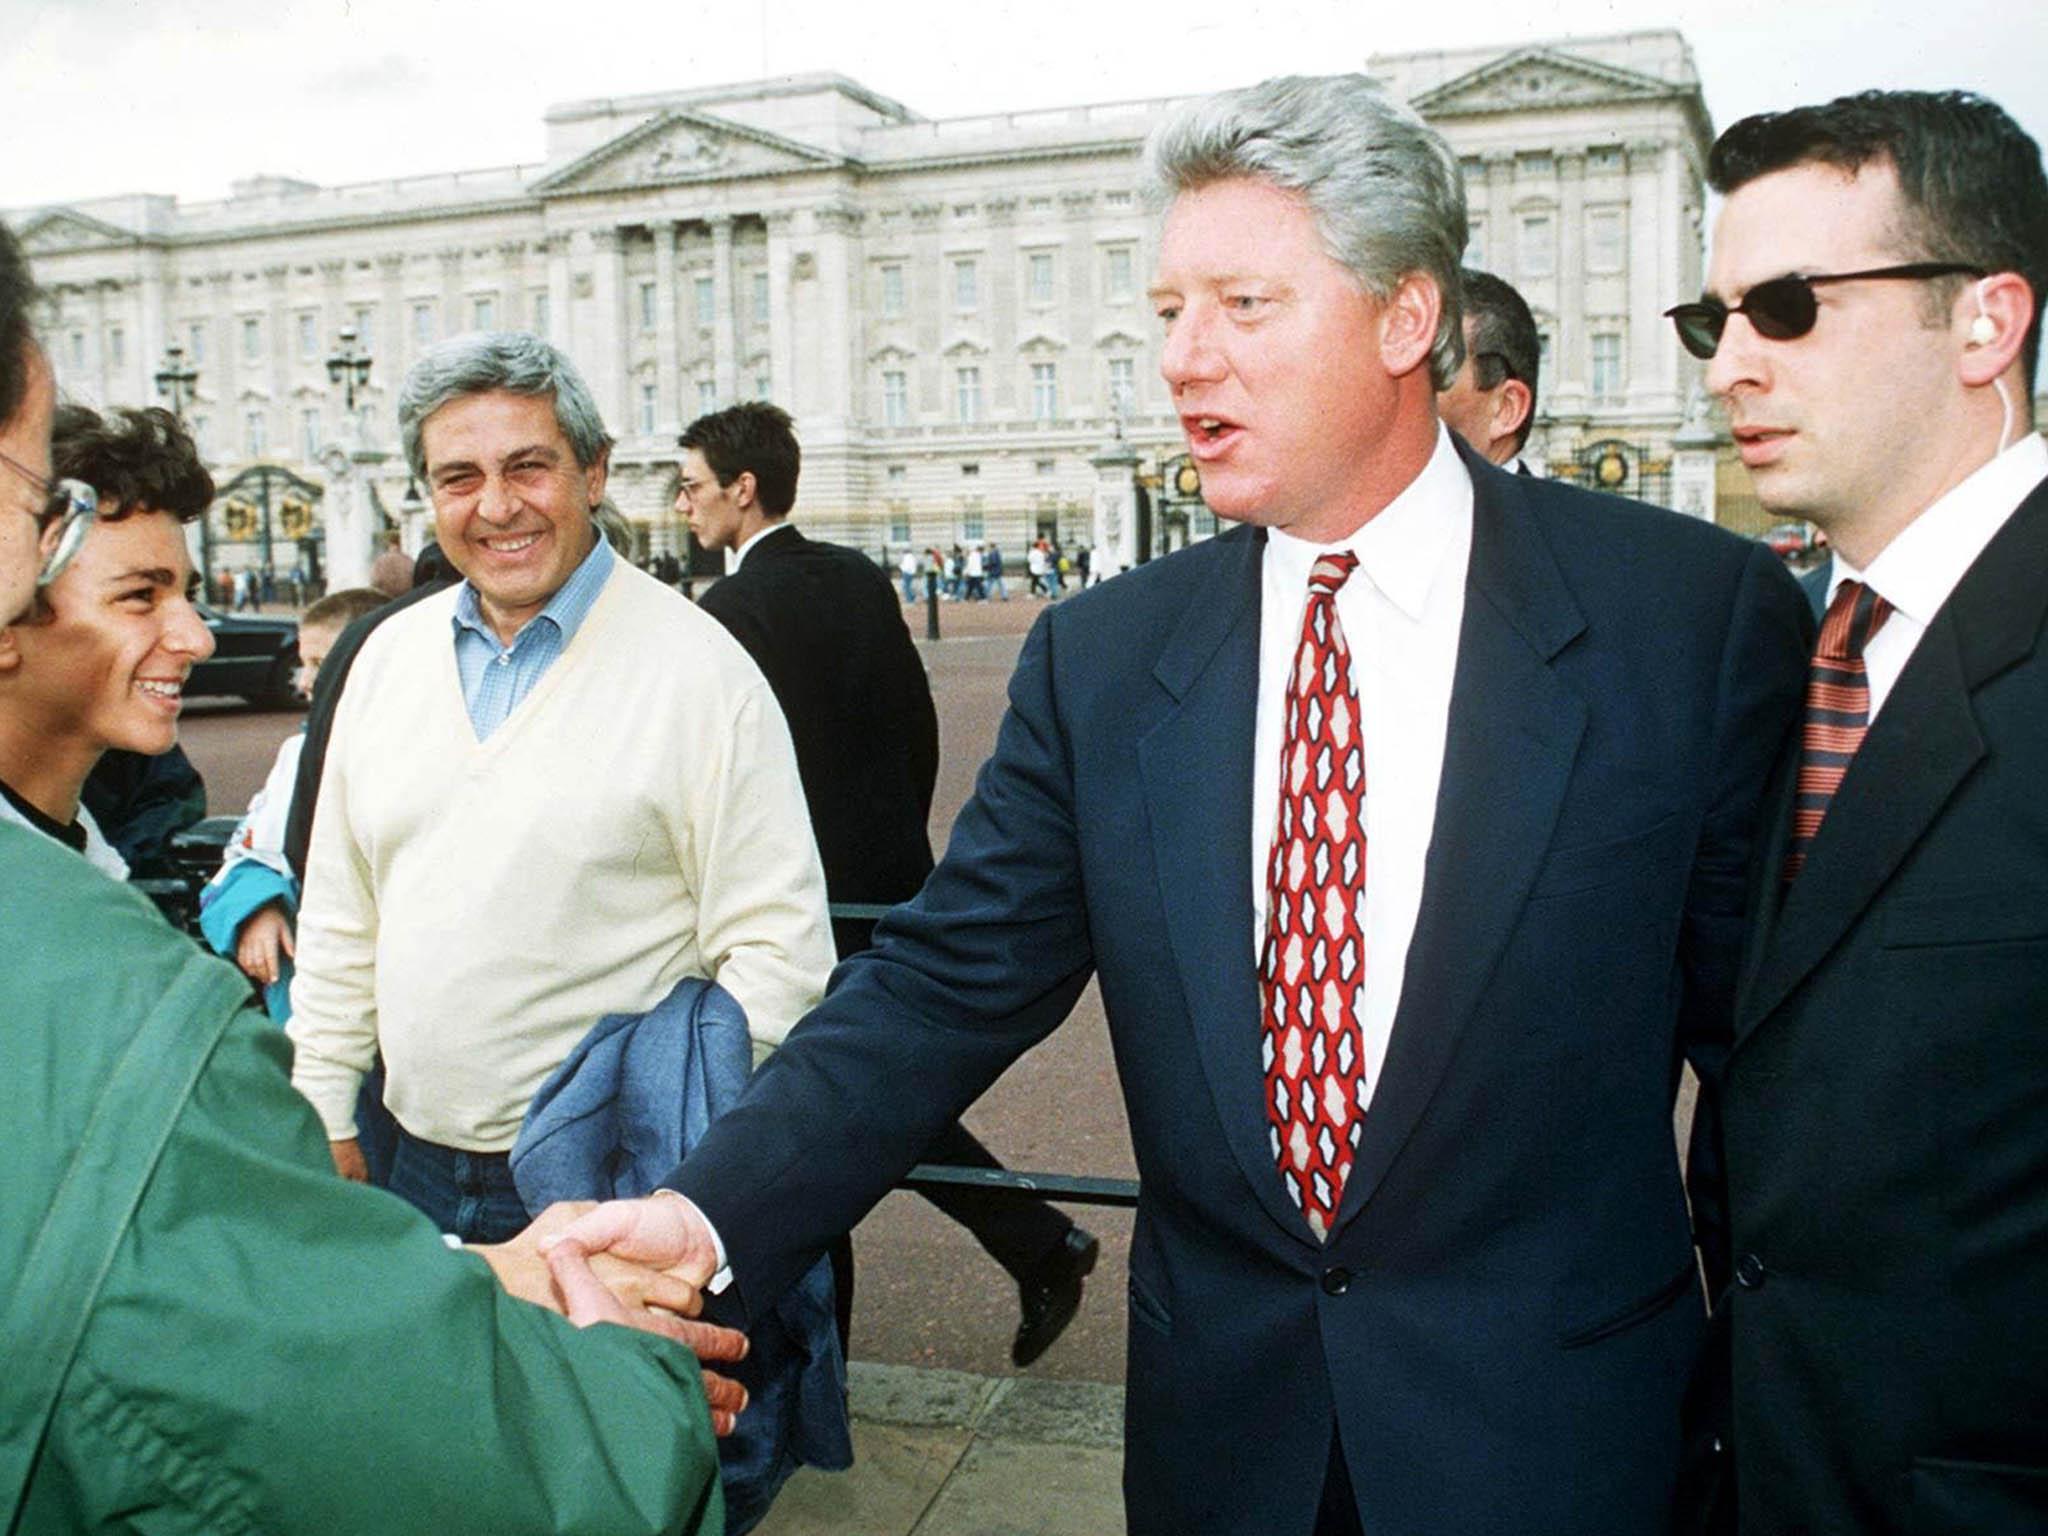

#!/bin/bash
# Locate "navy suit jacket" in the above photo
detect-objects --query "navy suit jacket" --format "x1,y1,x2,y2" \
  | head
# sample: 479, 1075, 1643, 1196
672, 445, 1810, 1535
1718, 477, 2048, 1534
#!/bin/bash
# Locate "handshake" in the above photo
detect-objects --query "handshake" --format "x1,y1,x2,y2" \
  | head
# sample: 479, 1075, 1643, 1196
471, 1192, 746, 1434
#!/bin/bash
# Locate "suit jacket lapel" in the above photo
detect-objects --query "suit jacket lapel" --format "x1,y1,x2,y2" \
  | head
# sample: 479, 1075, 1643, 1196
1337, 456, 1588, 1233
1738, 479, 2048, 1039
1136, 529, 1313, 1241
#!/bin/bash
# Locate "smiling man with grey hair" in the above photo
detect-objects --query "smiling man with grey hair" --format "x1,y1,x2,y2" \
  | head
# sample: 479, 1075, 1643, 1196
543, 77, 1810, 1535
289, 332, 834, 1252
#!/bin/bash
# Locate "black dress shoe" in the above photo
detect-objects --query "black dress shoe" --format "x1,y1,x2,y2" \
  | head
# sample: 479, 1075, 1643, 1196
1012, 1226, 1099, 1367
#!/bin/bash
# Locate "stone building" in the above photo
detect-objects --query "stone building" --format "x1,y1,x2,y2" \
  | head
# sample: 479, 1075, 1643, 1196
8, 31, 1722, 578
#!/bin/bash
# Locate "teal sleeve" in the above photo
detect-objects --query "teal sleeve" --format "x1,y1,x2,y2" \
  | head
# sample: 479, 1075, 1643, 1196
50, 1009, 724, 1536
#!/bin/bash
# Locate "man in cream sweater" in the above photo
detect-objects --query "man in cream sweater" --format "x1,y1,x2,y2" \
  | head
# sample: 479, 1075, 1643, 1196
289, 332, 834, 1242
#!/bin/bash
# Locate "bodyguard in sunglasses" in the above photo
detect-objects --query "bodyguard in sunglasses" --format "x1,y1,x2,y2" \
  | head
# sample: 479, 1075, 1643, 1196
1679, 91, 2048, 1533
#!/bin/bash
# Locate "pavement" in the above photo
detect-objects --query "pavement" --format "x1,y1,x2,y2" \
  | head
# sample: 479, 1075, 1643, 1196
754, 1362, 1126, 1536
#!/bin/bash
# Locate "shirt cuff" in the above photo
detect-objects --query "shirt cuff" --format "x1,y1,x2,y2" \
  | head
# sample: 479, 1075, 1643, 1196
653, 1187, 732, 1294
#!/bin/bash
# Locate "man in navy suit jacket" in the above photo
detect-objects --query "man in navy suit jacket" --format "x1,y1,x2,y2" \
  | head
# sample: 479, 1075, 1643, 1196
548, 74, 1809, 1536
1681, 89, 2048, 1533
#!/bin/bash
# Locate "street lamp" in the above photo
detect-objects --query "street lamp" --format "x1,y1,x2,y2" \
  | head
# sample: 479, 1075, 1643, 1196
320, 326, 382, 590
325, 326, 373, 415
155, 344, 211, 592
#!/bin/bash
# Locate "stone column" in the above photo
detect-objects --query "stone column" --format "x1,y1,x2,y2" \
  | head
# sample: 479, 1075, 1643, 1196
586, 226, 626, 431
376, 254, 406, 378
545, 235, 572, 350
135, 266, 165, 404
764, 211, 796, 409
710, 215, 737, 405
1630, 139, 1681, 418
88, 280, 113, 406
1557, 152, 1586, 412
1090, 436, 1140, 580
810, 204, 858, 433
1484, 154, 1513, 272
437, 248, 463, 337
653, 221, 680, 436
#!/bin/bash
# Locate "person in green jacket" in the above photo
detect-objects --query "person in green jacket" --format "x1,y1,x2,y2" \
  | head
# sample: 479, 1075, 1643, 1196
0, 223, 740, 1535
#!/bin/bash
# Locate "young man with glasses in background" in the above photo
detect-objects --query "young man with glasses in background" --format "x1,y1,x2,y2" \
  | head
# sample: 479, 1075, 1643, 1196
1676, 90, 2048, 1534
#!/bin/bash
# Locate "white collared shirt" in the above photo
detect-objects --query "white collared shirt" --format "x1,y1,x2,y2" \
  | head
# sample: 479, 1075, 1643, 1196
731, 520, 794, 572
1830, 432, 2048, 722
1252, 425, 1474, 1112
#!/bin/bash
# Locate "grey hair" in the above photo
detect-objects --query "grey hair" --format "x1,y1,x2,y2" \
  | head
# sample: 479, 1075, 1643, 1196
1143, 75, 1469, 390
397, 330, 613, 479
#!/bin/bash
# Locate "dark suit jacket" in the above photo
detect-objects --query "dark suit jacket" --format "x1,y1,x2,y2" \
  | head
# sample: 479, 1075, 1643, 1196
673, 448, 1809, 1535
697, 525, 938, 957
1718, 478, 2048, 1534
283, 576, 459, 881
1798, 553, 1831, 619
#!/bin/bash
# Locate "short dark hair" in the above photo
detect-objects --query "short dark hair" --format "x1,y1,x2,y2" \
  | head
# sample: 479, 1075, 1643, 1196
0, 222, 40, 431
1459, 267, 1540, 451
678, 401, 800, 517
1708, 89, 2048, 390
51, 405, 213, 523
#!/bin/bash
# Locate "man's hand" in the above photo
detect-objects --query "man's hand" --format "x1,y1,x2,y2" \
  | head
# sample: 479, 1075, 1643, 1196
542, 1207, 749, 1437
539, 1191, 722, 1287
329, 1137, 368, 1182
234, 902, 294, 987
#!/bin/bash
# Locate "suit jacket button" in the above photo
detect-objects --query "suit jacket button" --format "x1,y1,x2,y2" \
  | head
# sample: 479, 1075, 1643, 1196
1321, 1266, 1351, 1296
1735, 1253, 1767, 1289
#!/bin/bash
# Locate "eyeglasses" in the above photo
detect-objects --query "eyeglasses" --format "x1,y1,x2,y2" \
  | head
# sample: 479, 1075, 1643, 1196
0, 446, 98, 587
1664, 262, 1985, 360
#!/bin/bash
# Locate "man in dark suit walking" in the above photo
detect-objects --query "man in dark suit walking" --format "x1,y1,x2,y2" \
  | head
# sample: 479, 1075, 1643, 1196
1673, 90, 2048, 1533
679, 402, 1098, 1367
551, 76, 1808, 1535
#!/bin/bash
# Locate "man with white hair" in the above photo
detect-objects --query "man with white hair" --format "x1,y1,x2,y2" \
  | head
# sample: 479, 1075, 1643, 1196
551, 77, 1809, 1535
289, 331, 834, 1241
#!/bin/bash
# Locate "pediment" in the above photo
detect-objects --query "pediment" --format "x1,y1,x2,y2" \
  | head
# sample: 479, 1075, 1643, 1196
15, 208, 136, 254
534, 109, 845, 196
1094, 327, 1147, 351
1412, 48, 1676, 117
1017, 330, 1066, 355
941, 335, 989, 359
868, 342, 916, 364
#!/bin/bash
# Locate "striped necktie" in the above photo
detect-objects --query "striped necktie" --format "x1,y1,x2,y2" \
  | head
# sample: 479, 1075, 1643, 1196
1260, 552, 1369, 1242
1784, 579, 1893, 885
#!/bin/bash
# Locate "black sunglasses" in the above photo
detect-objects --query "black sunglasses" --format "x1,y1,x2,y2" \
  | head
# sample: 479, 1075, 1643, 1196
1664, 262, 1984, 360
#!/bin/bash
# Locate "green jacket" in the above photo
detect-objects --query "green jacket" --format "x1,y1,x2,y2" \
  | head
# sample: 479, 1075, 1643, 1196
0, 824, 723, 1535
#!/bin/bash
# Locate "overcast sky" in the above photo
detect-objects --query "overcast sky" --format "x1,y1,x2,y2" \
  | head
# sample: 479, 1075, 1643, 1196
3, 0, 2043, 208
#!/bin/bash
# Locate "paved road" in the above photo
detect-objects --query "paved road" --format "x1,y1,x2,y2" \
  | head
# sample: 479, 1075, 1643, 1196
178, 589, 1139, 1385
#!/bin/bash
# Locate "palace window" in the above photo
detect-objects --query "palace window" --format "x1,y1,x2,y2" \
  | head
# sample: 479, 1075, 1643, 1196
955, 366, 982, 422
1031, 362, 1059, 421
883, 369, 909, 427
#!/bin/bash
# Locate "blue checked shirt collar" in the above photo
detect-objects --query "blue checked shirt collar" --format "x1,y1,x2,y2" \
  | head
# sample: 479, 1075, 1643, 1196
451, 532, 614, 740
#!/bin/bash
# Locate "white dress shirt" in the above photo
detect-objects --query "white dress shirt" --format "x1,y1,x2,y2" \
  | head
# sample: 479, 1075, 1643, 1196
1830, 432, 2048, 722
1253, 425, 1474, 1112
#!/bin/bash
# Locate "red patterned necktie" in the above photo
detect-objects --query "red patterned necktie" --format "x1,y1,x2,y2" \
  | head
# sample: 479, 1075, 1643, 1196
1260, 551, 1369, 1241
1784, 579, 1893, 885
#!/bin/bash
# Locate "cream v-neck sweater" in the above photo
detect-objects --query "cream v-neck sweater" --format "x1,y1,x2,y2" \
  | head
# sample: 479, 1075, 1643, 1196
288, 562, 834, 1150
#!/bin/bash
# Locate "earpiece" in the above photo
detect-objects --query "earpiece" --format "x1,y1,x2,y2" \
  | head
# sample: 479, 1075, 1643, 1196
1969, 279, 1998, 346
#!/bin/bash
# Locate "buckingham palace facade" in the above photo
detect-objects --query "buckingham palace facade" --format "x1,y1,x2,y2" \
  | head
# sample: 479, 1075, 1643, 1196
7, 29, 1718, 574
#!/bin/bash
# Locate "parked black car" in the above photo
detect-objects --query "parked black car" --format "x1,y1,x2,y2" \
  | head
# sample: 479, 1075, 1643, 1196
191, 604, 301, 708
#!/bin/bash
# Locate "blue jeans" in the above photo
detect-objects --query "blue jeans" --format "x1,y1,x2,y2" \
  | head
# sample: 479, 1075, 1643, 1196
384, 1123, 530, 1243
